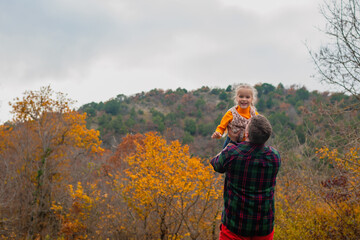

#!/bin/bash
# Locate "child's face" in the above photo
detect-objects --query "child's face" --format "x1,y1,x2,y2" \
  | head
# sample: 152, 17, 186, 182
236, 88, 253, 109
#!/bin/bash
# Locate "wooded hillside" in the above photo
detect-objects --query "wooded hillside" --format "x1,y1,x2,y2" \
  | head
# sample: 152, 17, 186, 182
79, 83, 358, 157
0, 84, 359, 239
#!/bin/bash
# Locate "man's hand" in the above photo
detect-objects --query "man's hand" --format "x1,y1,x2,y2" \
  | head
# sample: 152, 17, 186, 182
211, 131, 222, 139
227, 128, 242, 143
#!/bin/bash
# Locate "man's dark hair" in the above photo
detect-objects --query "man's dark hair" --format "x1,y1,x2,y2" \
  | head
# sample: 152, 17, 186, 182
247, 115, 272, 144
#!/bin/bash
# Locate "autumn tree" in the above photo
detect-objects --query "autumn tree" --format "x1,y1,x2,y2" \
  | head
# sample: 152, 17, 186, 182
51, 181, 109, 239
110, 132, 223, 239
0, 86, 103, 239
274, 144, 360, 240
272, 80, 360, 238
310, 0, 360, 100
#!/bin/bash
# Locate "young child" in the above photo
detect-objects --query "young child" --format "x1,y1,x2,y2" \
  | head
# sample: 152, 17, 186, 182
212, 83, 258, 147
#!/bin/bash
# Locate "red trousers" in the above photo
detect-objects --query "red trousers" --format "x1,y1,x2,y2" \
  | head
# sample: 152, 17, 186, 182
219, 224, 274, 240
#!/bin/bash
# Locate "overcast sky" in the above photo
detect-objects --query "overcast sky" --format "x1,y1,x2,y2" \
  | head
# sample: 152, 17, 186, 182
0, 0, 331, 123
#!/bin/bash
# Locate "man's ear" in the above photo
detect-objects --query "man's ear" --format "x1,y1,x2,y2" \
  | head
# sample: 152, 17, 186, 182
245, 132, 249, 141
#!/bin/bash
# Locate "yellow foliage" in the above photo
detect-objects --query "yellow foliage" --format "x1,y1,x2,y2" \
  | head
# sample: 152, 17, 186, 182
115, 132, 223, 239
275, 146, 360, 239
52, 182, 105, 239
61, 111, 104, 154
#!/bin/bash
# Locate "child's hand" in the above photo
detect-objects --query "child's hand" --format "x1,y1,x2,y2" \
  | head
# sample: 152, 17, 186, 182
211, 131, 222, 139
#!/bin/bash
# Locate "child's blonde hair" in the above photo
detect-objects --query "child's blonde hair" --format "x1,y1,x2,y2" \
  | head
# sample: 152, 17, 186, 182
233, 83, 258, 105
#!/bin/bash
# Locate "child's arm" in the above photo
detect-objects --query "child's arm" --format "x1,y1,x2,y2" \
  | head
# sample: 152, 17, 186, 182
212, 111, 233, 139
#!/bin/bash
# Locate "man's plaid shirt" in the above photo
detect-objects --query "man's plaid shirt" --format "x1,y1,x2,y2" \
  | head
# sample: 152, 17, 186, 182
211, 141, 281, 237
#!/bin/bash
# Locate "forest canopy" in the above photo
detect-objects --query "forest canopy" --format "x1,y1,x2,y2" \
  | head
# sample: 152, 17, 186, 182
0, 82, 359, 239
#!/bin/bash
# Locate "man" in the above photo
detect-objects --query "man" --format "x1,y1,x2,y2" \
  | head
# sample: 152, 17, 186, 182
211, 115, 281, 240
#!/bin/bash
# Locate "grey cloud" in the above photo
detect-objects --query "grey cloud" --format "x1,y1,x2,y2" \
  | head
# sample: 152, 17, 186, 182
0, 0, 269, 82
0, 0, 117, 82
0, 0, 329, 123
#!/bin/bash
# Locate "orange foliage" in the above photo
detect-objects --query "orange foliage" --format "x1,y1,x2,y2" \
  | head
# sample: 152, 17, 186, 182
0, 125, 12, 154
180, 93, 196, 105
279, 102, 291, 111
107, 133, 144, 167
9, 85, 75, 122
